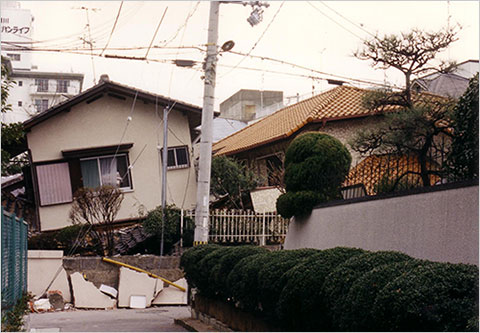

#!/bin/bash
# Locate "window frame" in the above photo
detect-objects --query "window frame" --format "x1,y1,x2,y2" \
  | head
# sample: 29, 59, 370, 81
34, 99, 49, 113
56, 79, 70, 93
79, 153, 133, 191
35, 78, 49, 92
161, 145, 191, 170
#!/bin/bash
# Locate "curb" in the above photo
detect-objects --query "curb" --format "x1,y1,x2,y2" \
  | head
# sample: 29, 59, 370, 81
174, 317, 221, 332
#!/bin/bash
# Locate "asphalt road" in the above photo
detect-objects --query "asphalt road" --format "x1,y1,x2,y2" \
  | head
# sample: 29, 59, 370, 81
28, 306, 190, 332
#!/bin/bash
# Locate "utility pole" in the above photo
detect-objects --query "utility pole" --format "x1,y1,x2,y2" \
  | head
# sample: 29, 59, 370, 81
194, 1, 269, 245
161, 105, 169, 256
194, 1, 220, 245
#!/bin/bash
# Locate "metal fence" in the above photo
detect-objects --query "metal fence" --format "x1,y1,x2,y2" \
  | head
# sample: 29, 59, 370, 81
183, 209, 289, 245
1, 207, 28, 310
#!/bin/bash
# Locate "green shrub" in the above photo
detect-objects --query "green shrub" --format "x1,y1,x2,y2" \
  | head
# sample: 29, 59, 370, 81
28, 224, 94, 255
256, 249, 320, 320
143, 205, 194, 254
226, 251, 273, 312
372, 262, 479, 332
1, 292, 32, 332
341, 259, 425, 331
194, 246, 234, 297
322, 250, 412, 330
277, 247, 367, 331
180, 244, 220, 287
276, 191, 326, 219
211, 246, 269, 301
277, 132, 351, 218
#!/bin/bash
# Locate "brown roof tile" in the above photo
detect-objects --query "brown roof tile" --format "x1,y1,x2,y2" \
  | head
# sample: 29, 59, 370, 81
213, 86, 372, 155
213, 86, 450, 156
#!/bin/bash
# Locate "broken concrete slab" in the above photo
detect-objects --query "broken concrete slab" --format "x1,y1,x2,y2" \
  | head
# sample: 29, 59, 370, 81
99, 284, 118, 299
70, 272, 116, 309
129, 295, 147, 309
117, 267, 162, 308
152, 278, 188, 305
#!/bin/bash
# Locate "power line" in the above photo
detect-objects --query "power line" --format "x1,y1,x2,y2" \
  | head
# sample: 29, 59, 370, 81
160, 1, 201, 47
145, 7, 168, 59
100, 1, 124, 56
220, 1, 285, 78
318, 1, 376, 38
306, 1, 363, 40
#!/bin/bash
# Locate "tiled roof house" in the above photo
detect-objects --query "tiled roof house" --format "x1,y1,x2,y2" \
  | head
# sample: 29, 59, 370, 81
213, 85, 448, 189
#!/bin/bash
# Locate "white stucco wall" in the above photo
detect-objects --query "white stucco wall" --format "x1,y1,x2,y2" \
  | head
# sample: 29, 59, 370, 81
28, 250, 71, 302
284, 184, 479, 265
27, 95, 197, 230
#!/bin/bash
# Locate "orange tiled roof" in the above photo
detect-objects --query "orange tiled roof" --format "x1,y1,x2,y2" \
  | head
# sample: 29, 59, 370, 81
344, 154, 441, 195
213, 86, 450, 156
213, 86, 372, 156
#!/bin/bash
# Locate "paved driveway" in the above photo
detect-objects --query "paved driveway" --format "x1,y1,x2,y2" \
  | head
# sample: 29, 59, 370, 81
29, 306, 190, 332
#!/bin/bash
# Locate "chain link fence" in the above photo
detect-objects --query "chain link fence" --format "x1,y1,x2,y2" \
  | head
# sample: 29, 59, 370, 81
1, 207, 28, 311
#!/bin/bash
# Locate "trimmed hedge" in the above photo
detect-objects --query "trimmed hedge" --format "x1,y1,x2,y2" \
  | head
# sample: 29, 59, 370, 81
211, 245, 269, 301
372, 262, 479, 332
181, 246, 479, 332
323, 251, 413, 329
277, 247, 367, 331
256, 248, 319, 320
341, 259, 425, 331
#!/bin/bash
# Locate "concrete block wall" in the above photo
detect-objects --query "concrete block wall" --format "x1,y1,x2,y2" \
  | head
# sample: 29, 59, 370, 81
284, 183, 479, 265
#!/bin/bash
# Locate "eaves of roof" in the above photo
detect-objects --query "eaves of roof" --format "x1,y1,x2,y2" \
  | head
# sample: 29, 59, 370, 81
23, 79, 207, 130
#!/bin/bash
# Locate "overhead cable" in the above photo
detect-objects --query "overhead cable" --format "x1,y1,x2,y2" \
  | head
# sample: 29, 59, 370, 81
100, 1, 124, 56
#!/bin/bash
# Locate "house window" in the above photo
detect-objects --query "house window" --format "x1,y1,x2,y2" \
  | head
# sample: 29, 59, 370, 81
35, 79, 49, 92
36, 162, 73, 206
57, 80, 70, 93
18, 81, 23, 87
79, 154, 132, 190
18, 101, 22, 107
161, 146, 190, 170
257, 154, 283, 186
6, 53, 20, 61
34, 99, 49, 112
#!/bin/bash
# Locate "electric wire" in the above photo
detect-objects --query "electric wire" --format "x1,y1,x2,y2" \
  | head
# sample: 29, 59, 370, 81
100, 1, 124, 56
306, 1, 363, 40
318, 1, 377, 38
145, 7, 169, 59
160, 1, 201, 47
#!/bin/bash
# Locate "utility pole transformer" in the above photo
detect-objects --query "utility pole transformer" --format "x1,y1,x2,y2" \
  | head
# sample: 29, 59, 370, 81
194, 1, 220, 245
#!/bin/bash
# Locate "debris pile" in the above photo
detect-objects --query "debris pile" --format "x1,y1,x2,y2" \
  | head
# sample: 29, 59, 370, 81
32, 257, 188, 311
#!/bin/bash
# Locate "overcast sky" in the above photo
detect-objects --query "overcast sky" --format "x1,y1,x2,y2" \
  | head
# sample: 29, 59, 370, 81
16, 1, 480, 109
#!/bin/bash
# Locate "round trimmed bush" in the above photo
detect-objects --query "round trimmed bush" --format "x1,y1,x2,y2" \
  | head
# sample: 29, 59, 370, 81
180, 244, 220, 288
341, 259, 425, 331
372, 262, 479, 332
210, 245, 269, 301
277, 247, 367, 331
256, 249, 320, 320
277, 132, 351, 218
322, 250, 413, 330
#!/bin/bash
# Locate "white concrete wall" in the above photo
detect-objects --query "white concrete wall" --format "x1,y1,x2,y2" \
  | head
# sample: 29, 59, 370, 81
28, 250, 71, 302
284, 185, 479, 265
27, 95, 197, 230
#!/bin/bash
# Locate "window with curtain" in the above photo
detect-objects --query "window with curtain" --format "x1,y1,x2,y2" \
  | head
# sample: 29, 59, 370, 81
36, 162, 73, 206
80, 154, 132, 190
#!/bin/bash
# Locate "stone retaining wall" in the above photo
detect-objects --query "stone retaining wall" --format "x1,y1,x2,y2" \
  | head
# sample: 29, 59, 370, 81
63, 255, 183, 290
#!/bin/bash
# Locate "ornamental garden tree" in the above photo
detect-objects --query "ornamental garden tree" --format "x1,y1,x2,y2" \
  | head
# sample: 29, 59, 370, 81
276, 132, 351, 218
